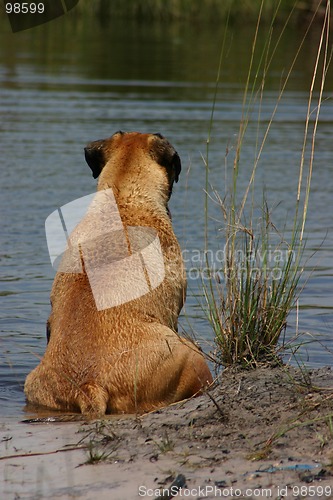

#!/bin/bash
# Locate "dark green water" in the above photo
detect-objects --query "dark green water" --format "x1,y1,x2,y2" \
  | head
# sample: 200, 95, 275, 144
0, 13, 332, 416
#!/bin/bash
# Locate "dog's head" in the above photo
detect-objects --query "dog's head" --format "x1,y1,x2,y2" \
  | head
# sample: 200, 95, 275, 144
84, 131, 181, 205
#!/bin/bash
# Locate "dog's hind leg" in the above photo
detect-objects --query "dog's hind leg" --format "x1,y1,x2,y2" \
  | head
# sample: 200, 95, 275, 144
76, 382, 108, 417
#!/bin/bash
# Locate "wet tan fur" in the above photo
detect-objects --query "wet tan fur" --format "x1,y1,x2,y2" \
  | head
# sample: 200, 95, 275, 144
24, 132, 212, 416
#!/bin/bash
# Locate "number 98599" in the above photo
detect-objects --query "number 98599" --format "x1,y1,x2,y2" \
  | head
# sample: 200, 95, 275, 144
5, 3, 45, 14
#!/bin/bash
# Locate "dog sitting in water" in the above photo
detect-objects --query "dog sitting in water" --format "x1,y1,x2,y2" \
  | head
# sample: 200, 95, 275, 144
24, 131, 212, 416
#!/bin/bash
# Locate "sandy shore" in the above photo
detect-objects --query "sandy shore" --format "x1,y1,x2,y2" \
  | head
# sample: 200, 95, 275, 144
1, 365, 333, 499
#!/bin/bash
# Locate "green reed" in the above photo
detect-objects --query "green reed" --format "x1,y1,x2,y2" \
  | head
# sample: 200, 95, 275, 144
202, 0, 331, 367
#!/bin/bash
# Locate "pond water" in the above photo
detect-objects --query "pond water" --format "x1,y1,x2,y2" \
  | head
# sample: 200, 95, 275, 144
0, 13, 332, 417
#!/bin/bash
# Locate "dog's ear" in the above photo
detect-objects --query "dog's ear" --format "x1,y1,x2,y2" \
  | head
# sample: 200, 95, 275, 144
150, 133, 182, 185
84, 139, 107, 179
84, 131, 124, 179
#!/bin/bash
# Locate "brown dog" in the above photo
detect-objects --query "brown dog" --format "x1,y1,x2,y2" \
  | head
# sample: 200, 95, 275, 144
24, 131, 212, 416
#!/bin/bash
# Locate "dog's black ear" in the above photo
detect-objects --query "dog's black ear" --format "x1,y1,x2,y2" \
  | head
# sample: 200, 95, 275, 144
151, 133, 182, 185
172, 150, 181, 183
84, 139, 106, 179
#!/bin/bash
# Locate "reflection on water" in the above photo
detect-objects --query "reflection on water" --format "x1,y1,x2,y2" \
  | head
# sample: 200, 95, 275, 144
0, 15, 332, 416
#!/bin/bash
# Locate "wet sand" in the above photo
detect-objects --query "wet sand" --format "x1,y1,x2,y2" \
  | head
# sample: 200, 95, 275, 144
1, 366, 333, 499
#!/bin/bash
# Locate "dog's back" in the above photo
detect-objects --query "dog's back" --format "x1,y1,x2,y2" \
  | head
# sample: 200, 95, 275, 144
24, 132, 212, 415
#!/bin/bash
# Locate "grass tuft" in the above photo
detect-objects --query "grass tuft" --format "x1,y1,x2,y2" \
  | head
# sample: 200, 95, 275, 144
204, 203, 304, 367
202, 1, 331, 368
77, 421, 119, 465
